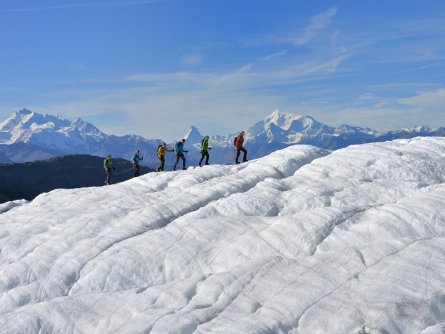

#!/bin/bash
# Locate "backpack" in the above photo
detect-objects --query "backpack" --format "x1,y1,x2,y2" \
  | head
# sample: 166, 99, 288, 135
233, 136, 237, 146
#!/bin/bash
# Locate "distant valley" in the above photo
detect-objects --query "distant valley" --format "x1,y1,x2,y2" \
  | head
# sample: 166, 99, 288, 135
0, 155, 152, 203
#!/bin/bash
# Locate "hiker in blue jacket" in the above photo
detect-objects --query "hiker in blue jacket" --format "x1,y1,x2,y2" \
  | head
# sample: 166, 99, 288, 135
173, 139, 188, 170
131, 149, 143, 177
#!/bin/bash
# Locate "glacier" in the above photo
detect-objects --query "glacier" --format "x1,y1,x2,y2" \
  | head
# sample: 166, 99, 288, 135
0, 137, 445, 333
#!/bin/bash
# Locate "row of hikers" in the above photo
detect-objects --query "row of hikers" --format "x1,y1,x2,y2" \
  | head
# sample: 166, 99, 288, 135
104, 131, 248, 185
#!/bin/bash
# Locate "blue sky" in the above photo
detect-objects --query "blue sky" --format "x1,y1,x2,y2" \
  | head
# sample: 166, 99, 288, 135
1, 0, 445, 140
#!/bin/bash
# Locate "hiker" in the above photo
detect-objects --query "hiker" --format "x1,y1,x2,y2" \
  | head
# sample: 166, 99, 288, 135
173, 139, 188, 170
104, 154, 114, 185
131, 149, 143, 177
234, 131, 248, 164
156, 142, 174, 172
199, 135, 211, 167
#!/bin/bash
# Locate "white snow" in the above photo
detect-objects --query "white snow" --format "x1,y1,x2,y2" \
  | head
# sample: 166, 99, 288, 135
1, 137, 445, 333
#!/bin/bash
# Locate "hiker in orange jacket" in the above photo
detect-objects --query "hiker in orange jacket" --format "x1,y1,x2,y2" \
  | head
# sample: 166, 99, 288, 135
234, 131, 248, 164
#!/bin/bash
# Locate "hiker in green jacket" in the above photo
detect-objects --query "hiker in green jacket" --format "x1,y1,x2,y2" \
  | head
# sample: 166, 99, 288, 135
104, 154, 114, 185
199, 135, 211, 167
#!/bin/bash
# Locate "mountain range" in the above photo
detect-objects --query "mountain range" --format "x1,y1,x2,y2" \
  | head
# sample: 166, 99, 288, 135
1, 108, 444, 166
0, 109, 161, 165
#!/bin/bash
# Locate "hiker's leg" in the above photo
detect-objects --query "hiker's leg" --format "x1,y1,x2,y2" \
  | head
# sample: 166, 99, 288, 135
235, 149, 240, 163
241, 147, 247, 161
173, 155, 180, 170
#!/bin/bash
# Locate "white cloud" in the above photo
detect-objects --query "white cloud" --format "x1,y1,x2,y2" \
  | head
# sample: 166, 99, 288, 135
290, 7, 337, 46
260, 50, 288, 61
182, 55, 203, 66
358, 93, 377, 101
300, 100, 328, 105
331, 30, 347, 54
216, 64, 253, 85
317, 106, 418, 131
243, 7, 337, 48
397, 88, 445, 111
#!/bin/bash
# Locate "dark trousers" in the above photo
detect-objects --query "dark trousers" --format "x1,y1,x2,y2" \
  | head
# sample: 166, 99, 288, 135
173, 153, 186, 170
157, 156, 165, 171
105, 168, 112, 185
133, 164, 140, 177
235, 147, 248, 163
199, 151, 209, 166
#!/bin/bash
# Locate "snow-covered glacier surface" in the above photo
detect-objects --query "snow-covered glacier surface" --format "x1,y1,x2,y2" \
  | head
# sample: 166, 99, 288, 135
1, 137, 445, 334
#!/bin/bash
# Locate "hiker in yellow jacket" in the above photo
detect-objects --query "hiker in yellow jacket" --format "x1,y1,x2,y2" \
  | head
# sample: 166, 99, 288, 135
156, 142, 174, 172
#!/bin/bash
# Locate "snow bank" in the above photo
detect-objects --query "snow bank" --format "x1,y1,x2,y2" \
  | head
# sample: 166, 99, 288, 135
0, 137, 445, 333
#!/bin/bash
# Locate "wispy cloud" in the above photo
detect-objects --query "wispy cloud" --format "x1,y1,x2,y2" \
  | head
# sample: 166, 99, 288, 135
289, 7, 337, 46
339, 15, 445, 65
260, 50, 288, 61
244, 7, 337, 47
30, 51, 352, 139
124, 53, 349, 88
182, 55, 203, 66
331, 30, 347, 54
216, 64, 253, 85
69, 63, 90, 70
300, 100, 328, 105
397, 88, 445, 111
0, 0, 162, 12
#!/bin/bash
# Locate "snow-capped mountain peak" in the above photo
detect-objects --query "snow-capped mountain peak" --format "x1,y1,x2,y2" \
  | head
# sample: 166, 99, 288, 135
334, 123, 379, 135
265, 109, 307, 130
183, 125, 203, 144
0, 109, 113, 158
68, 117, 104, 136
413, 125, 431, 133
0, 108, 33, 131
248, 110, 333, 144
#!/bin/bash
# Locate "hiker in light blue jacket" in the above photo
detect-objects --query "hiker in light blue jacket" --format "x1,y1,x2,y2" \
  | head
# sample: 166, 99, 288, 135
131, 149, 143, 177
